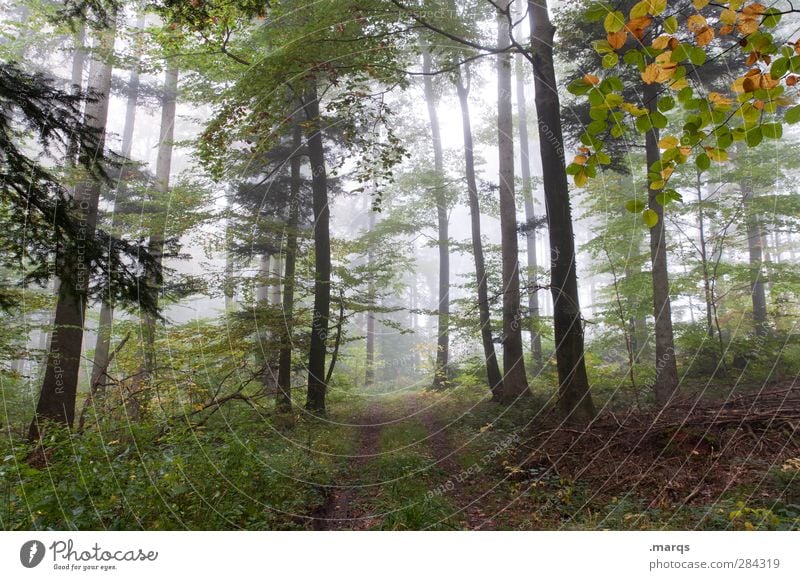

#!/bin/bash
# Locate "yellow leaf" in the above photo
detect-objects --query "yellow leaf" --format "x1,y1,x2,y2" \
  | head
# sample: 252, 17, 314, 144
574, 170, 588, 188
630, 0, 650, 19
693, 0, 710, 8
705, 147, 728, 162
648, 0, 667, 15
719, 8, 737, 24
651, 35, 672, 50
687, 14, 707, 32
641, 63, 659, 84
708, 92, 732, 107
658, 135, 678, 149
668, 77, 689, 90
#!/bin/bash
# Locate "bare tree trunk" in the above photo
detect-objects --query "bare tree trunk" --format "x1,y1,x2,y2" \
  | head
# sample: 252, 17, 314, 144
90, 15, 145, 392
135, 66, 178, 419
643, 83, 679, 406
420, 39, 450, 389
527, 1, 594, 422
514, 1, 543, 372
496, 0, 529, 401
29, 17, 117, 438
454, 63, 504, 398
365, 205, 376, 388
743, 183, 769, 337
276, 122, 302, 413
303, 83, 331, 414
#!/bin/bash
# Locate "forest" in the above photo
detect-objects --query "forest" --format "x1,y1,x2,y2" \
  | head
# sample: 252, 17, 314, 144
1, 0, 799, 531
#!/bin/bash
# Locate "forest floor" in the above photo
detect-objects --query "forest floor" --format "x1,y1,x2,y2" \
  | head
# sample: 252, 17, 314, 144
307, 383, 800, 530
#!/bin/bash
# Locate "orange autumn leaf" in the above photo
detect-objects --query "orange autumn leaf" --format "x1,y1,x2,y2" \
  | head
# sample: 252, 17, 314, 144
787, 75, 799, 86
741, 2, 765, 15
626, 16, 652, 40
607, 30, 627, 49
719, 24, 734, 35
573, 155, 588, 165
583, 73, 600, 85
695, 26, 714, 46
708, 92, 732, 107
738, 16, 759, 35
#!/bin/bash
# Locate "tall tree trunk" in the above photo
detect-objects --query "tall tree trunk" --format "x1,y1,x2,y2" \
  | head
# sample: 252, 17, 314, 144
276, 122, 302, 413
514, 1, 543, 372
454, 63, 504, 398
643, 82, 679, 405
365, 205, 376, 388
743, 183, 768, 337
136, 66, 178, 417
695, 172, 714, 338
29, 17, 117, 439
90, 15, 144, 392
303, 83, 331, 414
496, 0, 529, 401
420, 39, 450, 389
528, 0, 594, 422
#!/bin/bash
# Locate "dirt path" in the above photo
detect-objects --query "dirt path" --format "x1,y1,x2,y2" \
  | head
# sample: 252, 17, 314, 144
410, 397, 499, 530
311, 403, 385, 530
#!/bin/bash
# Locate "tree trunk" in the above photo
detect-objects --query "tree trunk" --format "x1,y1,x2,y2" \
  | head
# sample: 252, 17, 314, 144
303, 83, 331, 414
29, 17, 117, 439
90, 15, 144, 392
420, 39, 450, 389
276, 122, 302, 413
454, 63, 504, 398
365, 204, 376, 388
136, 66, 178, 417
743, 183, 768, 337
643, 82, 679, 406
528, 0, 594, 422
496, 0, 529, 401
514, 1, 543, 372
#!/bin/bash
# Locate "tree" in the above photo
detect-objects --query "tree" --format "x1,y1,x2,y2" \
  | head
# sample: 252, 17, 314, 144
29, 14, 118, 437
528, 0, 595, 422
495, 0, 529, 401
454, 60, 504, 398
420, 38, 451, 389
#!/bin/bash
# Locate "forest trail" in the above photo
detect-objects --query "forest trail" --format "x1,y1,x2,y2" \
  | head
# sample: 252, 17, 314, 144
311, 402, 386, 530
310, 391, 510, 530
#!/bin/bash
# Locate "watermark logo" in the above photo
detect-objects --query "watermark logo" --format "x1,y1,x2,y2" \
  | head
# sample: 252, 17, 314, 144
20, 540, 46, 568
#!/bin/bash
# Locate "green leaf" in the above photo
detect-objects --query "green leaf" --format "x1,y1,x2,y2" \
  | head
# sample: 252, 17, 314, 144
596, 151, 612, 165
761, 122, 782, 139
567, 78, 592, 95
695, 153, 710, 171
642, 208, 659, 228
602, 52, 619, 68
587, 119, 607, 135
677, 86, 693, 103
763, 8, 782, 27
689, 47, 707, 66
625, 199, 646, 213
663, 15, 678, 34
657, 97, 675, 112
786, 105, 800, 124
586, 2, 612, 22
635, 115, 652, 133
771, 57, 789, 80
650, 111, 668, 129
604, 11, 625, 33
745, 126, 763, 147
671, 43, 691, 63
